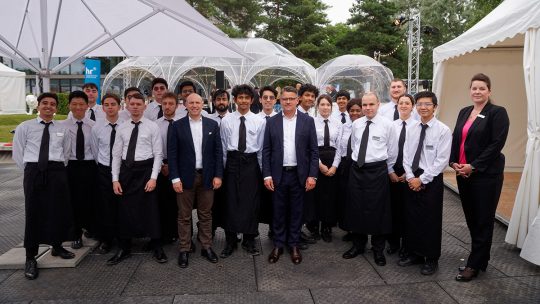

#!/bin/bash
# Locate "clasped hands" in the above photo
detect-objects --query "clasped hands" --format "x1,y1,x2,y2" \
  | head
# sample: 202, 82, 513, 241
452, 163, 473, 178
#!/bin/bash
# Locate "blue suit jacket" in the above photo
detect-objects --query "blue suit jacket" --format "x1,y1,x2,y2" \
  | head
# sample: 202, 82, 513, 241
262, 111, 319, 186
168, 116, 223, 189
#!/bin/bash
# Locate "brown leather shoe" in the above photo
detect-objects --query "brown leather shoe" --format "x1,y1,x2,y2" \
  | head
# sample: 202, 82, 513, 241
268, 247, 284, 264
290, 246, 302, 264
455, 267, 478, 282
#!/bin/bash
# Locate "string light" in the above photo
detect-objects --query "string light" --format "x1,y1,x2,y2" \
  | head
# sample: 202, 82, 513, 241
374, 38, 406, 61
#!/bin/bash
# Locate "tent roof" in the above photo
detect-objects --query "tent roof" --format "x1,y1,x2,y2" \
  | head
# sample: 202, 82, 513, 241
433, 0, 540, 63
0, 62, 25, 77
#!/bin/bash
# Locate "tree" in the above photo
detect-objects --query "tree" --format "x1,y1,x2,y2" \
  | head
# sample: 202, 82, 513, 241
464, 0, 504, 29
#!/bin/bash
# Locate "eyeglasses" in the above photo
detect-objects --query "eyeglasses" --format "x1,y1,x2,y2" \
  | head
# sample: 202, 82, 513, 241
182, 89, 194, 94
153, 86, 167, 91
416, 102, 434, 107
262, 95, 275, 100
281, 97, 297, 102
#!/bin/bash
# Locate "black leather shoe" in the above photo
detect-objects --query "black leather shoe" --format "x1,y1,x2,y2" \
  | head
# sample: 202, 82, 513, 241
421, 260, 438, 275
94, 242, 111, 255
398, 248, 408, 259
71, 238, 83, 249
24, 258, 38, 280
107, 250, 131, 265
241, 241, 260, 256
201, 247, 218, 263
398, 255, 424, 267
190, 240, 196, 253
177, 252, 189, 268
290, 246, 302, 264
342, 246, 364, 259
373, 251, 386, 266
268, 247, 283, 263
51, 247, 76, 259
321, 227, 332, 243
300, 231, 316, 244
220, 243, 236, 258
455, 267, 478, 281
153, 247, 168, 263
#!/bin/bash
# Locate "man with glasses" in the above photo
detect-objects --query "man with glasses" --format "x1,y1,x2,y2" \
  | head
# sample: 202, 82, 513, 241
257, 86, 278, 119
144, 78, 168, 121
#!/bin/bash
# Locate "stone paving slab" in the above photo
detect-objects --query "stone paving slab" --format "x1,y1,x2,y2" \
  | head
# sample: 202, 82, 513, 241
31, 296, 174, 304
0, 269, 15, 283
36, 246, 92, 268
0, 235, 23, 255
438, 277, 540, 304
173, 289, 314, 304
442, 221, 507, 245
310, 282, 457, 304
0, 247, 48, 270
487, 243, 540, 276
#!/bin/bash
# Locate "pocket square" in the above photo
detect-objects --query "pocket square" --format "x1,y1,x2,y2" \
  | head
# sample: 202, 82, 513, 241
209, 132, 212, 135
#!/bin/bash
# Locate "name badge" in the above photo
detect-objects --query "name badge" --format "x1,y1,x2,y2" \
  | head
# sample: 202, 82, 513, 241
477, 114, 485, 119
56, 132, 64, 137
248, 130, 256, 135
426, 145, 434, 150
372, 136, 380, 141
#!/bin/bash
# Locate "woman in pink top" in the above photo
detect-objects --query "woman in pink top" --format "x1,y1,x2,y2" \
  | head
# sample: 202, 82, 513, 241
449, 73, 510, 282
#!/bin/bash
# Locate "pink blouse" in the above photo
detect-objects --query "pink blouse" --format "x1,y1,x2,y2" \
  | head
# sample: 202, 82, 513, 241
459, 119, 474, 164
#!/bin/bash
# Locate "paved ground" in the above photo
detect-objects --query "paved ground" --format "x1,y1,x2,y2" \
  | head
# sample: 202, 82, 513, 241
0, 162, 539, 303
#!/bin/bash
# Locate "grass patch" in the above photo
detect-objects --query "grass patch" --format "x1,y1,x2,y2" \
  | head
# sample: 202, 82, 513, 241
0, 114, 67, 142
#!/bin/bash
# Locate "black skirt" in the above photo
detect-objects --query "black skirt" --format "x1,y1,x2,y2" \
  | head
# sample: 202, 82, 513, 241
223, 151, 261, 234
23, 162, 74, 247
314, 146, 338, 225
117, 159, 161, 239
344, 161, 392, 234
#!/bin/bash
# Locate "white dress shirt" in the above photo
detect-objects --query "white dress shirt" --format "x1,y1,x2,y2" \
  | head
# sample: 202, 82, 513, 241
351, 114, 398, 172
61, 116, 95, 160
68, 104, 104, 121
392, 116, 417, 146
403, 117, 452, 184
338, 122, 353, 159
12, 118, 71, 169
156, 116, 177, 160
208, 111, 228, 126
143, 101, 162, 121
331, 110, 351, 124
118, 110, 131, 122
283, 110, 298, 167
91, 117, 125, 166
189, 116, 204, 169
111, 117, 163, 182
220, 111, 266, 167
297, 106, 315, 117
257, 110, 277, 119
314, 116, 342, 168
380, 101, 421, 121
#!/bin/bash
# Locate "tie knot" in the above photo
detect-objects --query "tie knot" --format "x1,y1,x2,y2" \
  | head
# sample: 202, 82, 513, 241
324, 119, 329, 123
132, 121, 141, 126
76, 121, 83, 126
218, 115, 224, 119
265, 116, 269, 119
366, 120, 373, 126
342, 113, 345, 116
240, 116, 245, 122
402, 121, 406, 126
41, 121, 51, 126
109, 123, 117, 129
421, 123, 428, 130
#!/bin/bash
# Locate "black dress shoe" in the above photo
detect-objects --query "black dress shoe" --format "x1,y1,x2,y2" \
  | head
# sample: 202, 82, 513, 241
268, 247, 283, 263
290, 246, 302, 264
342, 246, 364, 259
190, 240, 196, 253
300, 231, 316, 244
455, 267, 478, 281
51, 247, 76, 259
24, 258, 39, 280
398, 248, 408, 259
241, 241, 260, 256
220, 243, 236, 258
71, 238, 83, 249
94, 242, 111, 255
107, 250, 131, 265
321, 227, 332, 243
421, 260, 438, 275
201, 247, 218, 263
398, 255, 424, 267
373, 251, 386, 266
153, 247, 168, 263
177, 252, 189, 268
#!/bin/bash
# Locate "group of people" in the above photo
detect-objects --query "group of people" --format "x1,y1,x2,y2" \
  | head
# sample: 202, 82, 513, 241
13, 73, 509, 284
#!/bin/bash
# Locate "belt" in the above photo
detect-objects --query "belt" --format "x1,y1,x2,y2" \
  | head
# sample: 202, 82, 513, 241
283, 166, 297, 171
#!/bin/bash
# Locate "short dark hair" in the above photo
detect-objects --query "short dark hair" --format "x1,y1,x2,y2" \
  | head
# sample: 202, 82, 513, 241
336, 90, 350, 100
37, 92, 58, 105
391, 78, 407, 88
259, 85, 278, 98
82, 83, 98, 90
414, 91, 438, 106
398, 93, 416, 105
317, 94, 333, 108
101, 93, 121, 105
298, 83, 319, 98
212, 89, 230, 102
470, 73, 491, 90
347, 98, 362, 112
281, 86, 297, 95
68, 90, 89, 104
161, 92, 179, 104
151, 77, 168, 89
129, 93, 145, 103
123, 87, 141, 99
232, 84, 254, 99
179, 80, 195, 92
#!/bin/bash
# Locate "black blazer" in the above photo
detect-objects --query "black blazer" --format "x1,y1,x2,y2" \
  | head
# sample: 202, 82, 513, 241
449, 102, 509, 175
168, 116, 223, 189
262, 111, 319, 186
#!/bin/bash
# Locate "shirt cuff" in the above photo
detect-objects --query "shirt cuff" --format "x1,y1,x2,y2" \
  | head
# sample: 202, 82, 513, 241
264, 176, 272, 180
112, 175, 119, 182
171, 178, 180, 184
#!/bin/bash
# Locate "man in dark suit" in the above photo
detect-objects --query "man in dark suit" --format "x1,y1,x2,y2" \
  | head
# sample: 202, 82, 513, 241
168, 93, 223, 268
262, 86, 319, 265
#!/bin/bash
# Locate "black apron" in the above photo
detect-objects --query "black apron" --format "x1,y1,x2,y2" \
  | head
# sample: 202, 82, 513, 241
67, 160, 98, 234
117, 159, 161, 239
96, 164, 119, 240
157, 168, 179, 240
23, 162, 74, 247
314, 146, 338, 226
344, 160, 392, 234
224, 151, 261, 234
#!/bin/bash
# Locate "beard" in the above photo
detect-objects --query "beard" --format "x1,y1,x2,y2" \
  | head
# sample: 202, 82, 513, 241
215, 104, 228, 112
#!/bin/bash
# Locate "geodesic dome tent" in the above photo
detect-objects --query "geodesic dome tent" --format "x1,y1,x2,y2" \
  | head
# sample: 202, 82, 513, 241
315, 55, 394, 102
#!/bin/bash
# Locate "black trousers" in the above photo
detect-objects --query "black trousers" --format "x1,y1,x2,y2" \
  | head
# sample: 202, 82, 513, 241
352, 233, 386, 253
272, 168, 305, 248
457, 172, 503, 270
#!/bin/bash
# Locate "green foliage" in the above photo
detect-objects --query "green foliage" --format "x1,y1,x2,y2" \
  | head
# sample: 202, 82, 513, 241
0, 114, 67, 142
57, 93, 69, 115
464, 0, 504, 29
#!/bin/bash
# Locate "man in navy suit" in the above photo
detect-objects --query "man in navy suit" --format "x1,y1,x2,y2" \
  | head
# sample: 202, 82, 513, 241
168, 93, 223, 268
262, 86, 319, 265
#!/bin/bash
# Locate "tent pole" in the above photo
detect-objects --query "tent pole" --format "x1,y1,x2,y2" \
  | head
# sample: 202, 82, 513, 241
40, 0, 51, 92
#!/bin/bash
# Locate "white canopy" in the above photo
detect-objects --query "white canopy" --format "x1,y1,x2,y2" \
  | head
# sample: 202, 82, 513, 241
432, 0, 540, 265
0, 62, 26, 114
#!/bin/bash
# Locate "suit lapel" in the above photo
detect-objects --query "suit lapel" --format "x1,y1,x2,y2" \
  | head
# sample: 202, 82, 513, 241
202, 118, 208, 154
467, 102, 493, 135
183, 118, 196, 153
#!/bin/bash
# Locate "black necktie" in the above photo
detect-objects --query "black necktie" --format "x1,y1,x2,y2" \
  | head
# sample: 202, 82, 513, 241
323, 119, 330, 147
412, 124, 429, 172
76, 121, 85, 160
356, 120, 372, 167
109, 123, 117, 167
238, 116, 246, 152
265, 115, 269, 120
393, 104, 399, 121
126, 121, 140, 166
341, 112, 346, 124
218, 115, 224, 120
396, 121, 406, 167
157, 105, 163, 119
167, 119, 173, 126
38, 121, 51, 171
90, 108, 96, 121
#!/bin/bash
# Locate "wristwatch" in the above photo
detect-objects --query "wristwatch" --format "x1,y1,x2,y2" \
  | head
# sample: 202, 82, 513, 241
470, 164, 476, 172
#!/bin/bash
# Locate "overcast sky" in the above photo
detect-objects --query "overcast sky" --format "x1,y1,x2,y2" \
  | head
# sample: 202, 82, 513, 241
322, 0, 355, 24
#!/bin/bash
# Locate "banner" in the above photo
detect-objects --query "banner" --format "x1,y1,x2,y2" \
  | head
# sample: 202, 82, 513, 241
84, 58, 101, 104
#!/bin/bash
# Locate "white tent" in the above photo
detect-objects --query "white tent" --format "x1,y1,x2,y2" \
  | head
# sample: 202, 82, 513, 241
432, 0, 540, 265
0, 62, 26, 114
